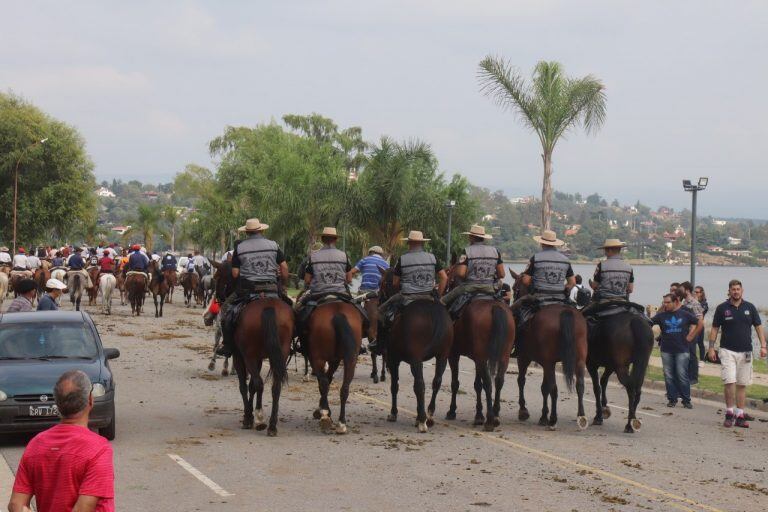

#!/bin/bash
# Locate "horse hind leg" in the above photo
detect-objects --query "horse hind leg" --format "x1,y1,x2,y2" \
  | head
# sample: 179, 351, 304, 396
268, 367, 282, 437
315, 362, 333, 431
253, 363, 267, 431
600, 368, 613, 419
336, 362, 355, 435
517, 358, 531, 421
576, 364, 588, 431
427, 356, 448, 427
473, 371, 484, 426
478, 361, 495, 431
370, 352, 379, 383
588, 364, 604, 425
387, 361, 400, 422
446, 354, 460, 420
539, 366, 554, 427
492, 363, 506, 427
408, 362, 427, 433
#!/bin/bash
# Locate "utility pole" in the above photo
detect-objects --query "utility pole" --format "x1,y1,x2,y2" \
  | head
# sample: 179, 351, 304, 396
682, 178, 708, 287
446, 200, 456, 266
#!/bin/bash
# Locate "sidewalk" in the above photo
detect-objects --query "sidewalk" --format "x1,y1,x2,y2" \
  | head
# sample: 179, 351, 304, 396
648, 355, 768, 386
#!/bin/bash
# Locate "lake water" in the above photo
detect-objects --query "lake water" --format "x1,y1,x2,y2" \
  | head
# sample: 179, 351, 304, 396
503, 263, 768, 310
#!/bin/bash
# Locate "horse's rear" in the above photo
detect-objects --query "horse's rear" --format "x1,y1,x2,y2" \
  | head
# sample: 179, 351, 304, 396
364, 296, 386, 383
588, 311, 653, 433
307, 301, 363, 434
0, 272, 8, 308
150, 266, 169, 317
125, 274, 145, 316
517, 304, 588, 430
233, 298, 294, 436
448, 300, 515, 430
34, 269, 50, 299
162, 269, 177, 303
387, 299, 453, 432
87, 267, 100, 305
99, 273, 117, 315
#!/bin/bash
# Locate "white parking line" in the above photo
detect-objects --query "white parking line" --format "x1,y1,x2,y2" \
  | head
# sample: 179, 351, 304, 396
0, 453, 16, 506
167, 453, 234, 498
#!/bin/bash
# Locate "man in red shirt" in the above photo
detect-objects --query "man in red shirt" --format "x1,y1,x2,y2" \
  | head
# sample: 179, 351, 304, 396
8, 370, 114, 512
99, 253, 115, 274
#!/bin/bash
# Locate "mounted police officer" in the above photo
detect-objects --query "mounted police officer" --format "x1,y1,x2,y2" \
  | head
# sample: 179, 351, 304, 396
513, 229, 574, 325
371, 230, 447, 353
216, 218, 291, 357
441, 224, 504, 316
161, 251, 177, 271
581, 238, 634, 319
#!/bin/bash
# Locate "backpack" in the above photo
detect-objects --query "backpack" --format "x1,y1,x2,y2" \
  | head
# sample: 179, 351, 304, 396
575, 285, 592, 308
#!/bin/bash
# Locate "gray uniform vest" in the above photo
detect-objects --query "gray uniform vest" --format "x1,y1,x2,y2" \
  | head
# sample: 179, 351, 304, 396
236, 235, 279, 283
531, 249, 571, 294
310, 246, 348, 294
399, 250, 437, 295
596, 256, 632, 299
465, 243, 499, 285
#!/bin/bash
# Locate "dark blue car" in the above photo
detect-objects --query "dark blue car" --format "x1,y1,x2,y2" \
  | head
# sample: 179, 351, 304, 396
0, 311, 119, 440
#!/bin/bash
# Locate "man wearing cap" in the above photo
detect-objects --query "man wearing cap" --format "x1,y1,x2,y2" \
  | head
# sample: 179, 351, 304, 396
441, 224, 504, 315
216, 218, 291, 357
6, 279, 37, 312
0, 246, 12, 269
12, 248, 33, 279
125, 244, 150, 292
351, 246, 390, 295
38, 279, 66, 310
66, 247, 94, 289
580, 239, 635, 320
515, 230, 574, 324
375, 231, 447, 352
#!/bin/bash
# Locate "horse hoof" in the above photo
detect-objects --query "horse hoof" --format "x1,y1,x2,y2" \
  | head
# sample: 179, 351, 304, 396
538, 417, 548, 427
624, 425, 635, 434
473, 416, 485, 426
267, 428, 277, 437
426, 417, 435, 428
602, 407, 611, 419
386, 414, 397, 422
207, 362, 215, 371
483, 422, 496, 432
417, 422, 428, 433
313, 409, 321, 419
302, 375, 311, 383
518, 409, 530, 422
577, 416, 588, 431
493, 417, 500, 427
241, 419, 253, 429
630, 418, 642, 432
547, 424, 558, 431
319, 415, 332, 432
255, 423, 267, 431
592, 418, 603, 426
445, 411, 456, 420
380, 375, 386, 382
372, 374, 379, 384
221, 369, 229, 377
335, 423, 348, 435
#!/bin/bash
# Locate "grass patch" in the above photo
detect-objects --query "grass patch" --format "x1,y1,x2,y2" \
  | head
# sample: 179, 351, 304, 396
646, 365, 768, 400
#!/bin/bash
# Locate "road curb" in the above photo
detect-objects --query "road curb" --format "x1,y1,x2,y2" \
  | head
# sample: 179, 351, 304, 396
642, 378, 768, 412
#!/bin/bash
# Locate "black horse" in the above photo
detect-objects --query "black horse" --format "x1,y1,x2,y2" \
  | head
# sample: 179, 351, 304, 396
587, 310, 654, 433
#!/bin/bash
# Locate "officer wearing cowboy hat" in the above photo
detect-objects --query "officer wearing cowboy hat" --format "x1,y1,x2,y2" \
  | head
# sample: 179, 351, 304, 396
373, 231, 447, 353
520, 229, 575, 298
217, 218, 291, 357
441, 224, 504, 313
580, 239, 635, 320
295, 227, 353, 311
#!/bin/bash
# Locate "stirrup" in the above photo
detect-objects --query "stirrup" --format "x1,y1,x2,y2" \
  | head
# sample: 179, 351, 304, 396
215, 345, 232, 357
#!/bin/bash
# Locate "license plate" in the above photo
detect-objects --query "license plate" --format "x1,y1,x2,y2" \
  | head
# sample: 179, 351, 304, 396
29, 405, 59, 417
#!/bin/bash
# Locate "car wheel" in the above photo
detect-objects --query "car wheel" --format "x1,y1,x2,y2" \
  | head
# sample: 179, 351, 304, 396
99, 401, 116, 441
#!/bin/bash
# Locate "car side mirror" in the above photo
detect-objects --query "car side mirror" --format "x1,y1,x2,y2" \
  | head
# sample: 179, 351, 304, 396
104, 348, 120, 360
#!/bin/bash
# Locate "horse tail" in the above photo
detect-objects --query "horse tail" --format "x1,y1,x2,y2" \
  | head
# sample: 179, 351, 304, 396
629, 316, 652, 391
559, 309, 576, 392
425, 301, 448, 357
72, 274, 81, 297
333, 313, 357, 369
489, 305, 508, 377
263, 307, 287, 384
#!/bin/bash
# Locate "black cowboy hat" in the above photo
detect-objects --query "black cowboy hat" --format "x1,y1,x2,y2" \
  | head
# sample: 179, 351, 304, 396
16, 279, 37, 295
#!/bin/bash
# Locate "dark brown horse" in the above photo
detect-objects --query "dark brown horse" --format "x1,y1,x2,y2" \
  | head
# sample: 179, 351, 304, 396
33, 268, 50, 299
232, 299, 293, 436
125, 273, 146, 316
149, 261, 169, 317
162, 268, 177, 303
448, 299, 516, 430
180, 271, 199, 307
87, 266, 100, 306
510, 271, 589, 430
587, 311, 653, 433
379, 269, 453, 432
306, 301, 364, 434
115, 271, 126, 306
364, 295, 386, 383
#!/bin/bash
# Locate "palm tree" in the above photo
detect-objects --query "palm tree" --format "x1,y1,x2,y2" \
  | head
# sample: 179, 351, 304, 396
163, 205, 181, 253
478, 58, 607, 230
126, 204, 163, 252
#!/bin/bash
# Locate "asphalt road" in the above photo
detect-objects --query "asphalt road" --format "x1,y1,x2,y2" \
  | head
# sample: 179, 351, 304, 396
2, 295, 768, 511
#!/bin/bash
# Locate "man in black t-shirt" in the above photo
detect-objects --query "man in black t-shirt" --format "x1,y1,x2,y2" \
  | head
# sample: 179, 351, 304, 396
652, 293, 702, 408
707, 280, 767, 428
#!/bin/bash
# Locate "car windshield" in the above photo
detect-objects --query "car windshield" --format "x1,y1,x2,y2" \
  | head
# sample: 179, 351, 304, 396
0, 322, 99, 359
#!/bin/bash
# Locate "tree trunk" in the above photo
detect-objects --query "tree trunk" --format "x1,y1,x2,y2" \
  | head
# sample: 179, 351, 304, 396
171, 226, 175, 253
540, 151, 553, 230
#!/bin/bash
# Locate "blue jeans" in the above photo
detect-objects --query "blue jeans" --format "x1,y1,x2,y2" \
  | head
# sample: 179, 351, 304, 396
688, 342, 699, 384
661, 351, 691, 403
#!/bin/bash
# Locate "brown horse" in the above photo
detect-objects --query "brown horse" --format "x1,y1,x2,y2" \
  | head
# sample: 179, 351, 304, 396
306, 301, 364, 434
87, 266, 100, 306
379, 270, 454, 432
162, 268, 177, 303
149, 261, 169, 317
510, 271, 589, 430
448, 298, 516, 430
232, 299, 293, 436
115, 272, 126, 306
180, 271, 199, 307
33, 268, 51, 299
125, 273, 146, 316
364, 295, 386, 383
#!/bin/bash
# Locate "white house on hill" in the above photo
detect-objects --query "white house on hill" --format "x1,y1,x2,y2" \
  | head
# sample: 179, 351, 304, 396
96, 186, 115, 198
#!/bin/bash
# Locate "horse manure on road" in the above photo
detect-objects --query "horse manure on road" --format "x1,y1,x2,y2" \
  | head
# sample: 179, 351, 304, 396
143, 332, 192, 340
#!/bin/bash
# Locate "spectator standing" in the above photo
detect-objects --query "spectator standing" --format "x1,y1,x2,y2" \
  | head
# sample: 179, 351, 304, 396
5, 279, 37, 313
707, 280, 767, 428
679, 282, 704, 384
694, 286, 709, 362
652, 293, 703, 409
351, 245, 390, 293
8, 370, 114, 512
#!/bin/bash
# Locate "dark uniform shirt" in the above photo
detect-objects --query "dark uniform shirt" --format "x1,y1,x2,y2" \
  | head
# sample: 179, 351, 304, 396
712, 300, 761, 353
68, 254, 85, 270
127, 252, 148, 272
652, 309, 699, 354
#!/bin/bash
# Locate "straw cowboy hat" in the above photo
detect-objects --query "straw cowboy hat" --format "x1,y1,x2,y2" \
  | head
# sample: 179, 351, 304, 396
238, 218, 269, 233
368, 245, 384, 255
462, 224, 493, 240
599, 238, 627, 249
532, 229, 565, 247
320, 227, 339, 238
401, 230, 430, 242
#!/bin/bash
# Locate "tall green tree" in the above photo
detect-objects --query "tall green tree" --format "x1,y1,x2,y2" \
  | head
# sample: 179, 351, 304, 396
0, 93, 97, 246
163, 205, 182, 252
125, 204, 164, 252
478, 58, 607, 230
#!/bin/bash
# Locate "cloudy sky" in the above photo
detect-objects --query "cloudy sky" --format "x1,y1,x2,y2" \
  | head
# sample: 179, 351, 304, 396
2, 1, 766, 218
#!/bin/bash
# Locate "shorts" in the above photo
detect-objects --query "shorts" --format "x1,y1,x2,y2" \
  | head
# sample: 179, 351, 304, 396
719, 348, 753, 386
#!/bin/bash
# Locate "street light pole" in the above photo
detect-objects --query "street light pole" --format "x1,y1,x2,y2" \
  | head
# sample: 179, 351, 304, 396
446, 200, 456, 266
682, 177, 708, 288
12, 138, 48, 254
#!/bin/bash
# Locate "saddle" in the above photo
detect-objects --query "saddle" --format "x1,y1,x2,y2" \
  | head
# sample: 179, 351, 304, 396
10, 270, 32, 278
516, 295, 571, 328
383, 292, 438, 325
126, 270, 149, 281
448, 290, 505, 319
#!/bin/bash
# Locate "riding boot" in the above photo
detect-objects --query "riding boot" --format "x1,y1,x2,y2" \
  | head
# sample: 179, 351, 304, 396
216, 318, 234, 357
